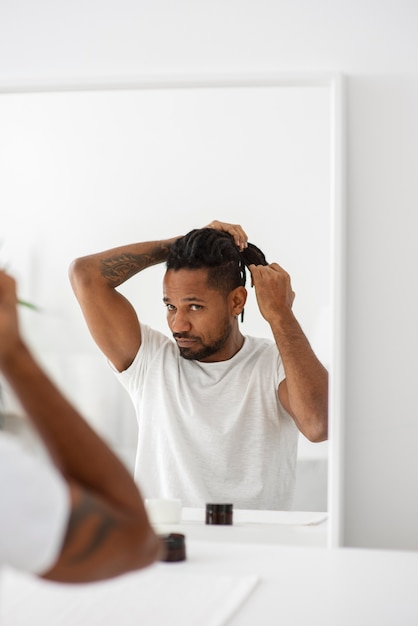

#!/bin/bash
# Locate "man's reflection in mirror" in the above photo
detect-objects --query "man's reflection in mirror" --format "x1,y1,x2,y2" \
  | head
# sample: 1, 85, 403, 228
70, 220, 328, 510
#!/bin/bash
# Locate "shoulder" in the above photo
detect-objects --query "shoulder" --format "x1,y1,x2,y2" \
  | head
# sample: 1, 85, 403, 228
139, 323, 172, 348
113, 323, 176, 390
136, 323, 177, 364
239, 335, 283, 380
242, 334, 278, 358
244, 334, 275, 348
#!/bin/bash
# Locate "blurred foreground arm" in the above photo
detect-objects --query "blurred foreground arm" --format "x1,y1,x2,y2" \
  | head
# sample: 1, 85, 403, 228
0, 270, 163, 582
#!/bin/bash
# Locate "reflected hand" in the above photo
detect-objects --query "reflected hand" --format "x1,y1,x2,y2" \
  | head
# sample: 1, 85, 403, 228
205, 220, 248, 251
248, 262, 295, 321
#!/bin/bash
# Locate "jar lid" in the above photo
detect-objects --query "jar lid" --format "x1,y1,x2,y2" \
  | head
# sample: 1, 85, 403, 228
206, 503, 233, 513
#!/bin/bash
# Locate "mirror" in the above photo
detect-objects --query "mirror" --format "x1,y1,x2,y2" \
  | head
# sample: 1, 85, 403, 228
0, 75, 344, 524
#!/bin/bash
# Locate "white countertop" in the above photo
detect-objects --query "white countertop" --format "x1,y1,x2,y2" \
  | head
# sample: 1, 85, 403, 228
2, 509, 418, 626
154, 507, 328, 547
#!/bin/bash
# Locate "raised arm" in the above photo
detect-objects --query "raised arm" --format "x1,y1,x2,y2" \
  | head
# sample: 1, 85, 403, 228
69, 222, 248, 372
249, 262, 328, 443
69, 238, 178, 371
0, 270, 163, 582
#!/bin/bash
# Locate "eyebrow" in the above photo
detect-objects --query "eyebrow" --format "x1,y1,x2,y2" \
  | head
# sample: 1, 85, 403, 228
163, 296, 206, 303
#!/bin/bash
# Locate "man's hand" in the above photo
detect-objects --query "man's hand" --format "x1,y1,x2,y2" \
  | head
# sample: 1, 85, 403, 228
0, 270, 20, 364
248, 262, 295, 322
205, 220, 248, 251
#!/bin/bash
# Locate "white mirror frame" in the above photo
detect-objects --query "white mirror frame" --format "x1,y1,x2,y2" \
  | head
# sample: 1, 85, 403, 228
0, 72, 346, 548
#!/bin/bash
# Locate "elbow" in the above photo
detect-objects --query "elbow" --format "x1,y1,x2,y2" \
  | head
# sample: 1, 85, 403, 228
301, 386, 329, 443
68, 256, 96, 296
306, 423, 328, 443
68, 256, 83, 289
42, 520, 163, 584
302, 409, 328, 443
127, 523, 165, 572
295, 398, 328, 443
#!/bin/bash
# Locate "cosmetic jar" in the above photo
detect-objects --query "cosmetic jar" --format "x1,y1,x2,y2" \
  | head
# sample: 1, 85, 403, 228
160, 533, 186, 562
205, 503, 233, 525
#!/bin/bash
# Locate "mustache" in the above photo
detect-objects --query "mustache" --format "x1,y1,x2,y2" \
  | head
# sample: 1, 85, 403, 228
173, 333, 199, 341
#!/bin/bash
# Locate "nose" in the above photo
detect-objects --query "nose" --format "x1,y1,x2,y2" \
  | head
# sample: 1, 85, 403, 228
169, 310, 192, 333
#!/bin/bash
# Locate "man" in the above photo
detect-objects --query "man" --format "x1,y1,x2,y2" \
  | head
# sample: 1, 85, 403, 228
69, 220, 328, 510
0, 269, 163, 582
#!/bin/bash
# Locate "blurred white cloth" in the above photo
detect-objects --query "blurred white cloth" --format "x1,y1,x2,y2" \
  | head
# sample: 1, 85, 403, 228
0, 432, 69, 574
0, 564, 258, 626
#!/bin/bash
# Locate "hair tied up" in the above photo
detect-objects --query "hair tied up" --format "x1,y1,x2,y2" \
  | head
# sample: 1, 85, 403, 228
240, 243, 268, 268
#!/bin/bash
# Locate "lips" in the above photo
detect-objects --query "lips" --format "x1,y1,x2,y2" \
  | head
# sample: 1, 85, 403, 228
175, 338, 196, 347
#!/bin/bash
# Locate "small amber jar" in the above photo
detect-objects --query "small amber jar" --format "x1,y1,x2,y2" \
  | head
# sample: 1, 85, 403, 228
160, 533, 186, 562
205, 503, 233, 525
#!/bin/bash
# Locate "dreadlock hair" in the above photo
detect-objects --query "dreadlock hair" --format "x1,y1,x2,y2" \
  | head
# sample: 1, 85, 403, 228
166, 228, 268, 320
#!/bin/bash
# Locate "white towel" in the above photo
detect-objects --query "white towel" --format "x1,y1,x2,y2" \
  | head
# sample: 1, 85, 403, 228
1, 565, 259, 626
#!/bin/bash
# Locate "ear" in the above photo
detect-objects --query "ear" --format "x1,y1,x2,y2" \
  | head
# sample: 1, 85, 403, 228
229, 286, 247, 317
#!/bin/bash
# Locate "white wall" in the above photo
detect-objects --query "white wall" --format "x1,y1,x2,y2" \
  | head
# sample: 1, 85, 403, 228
1, 0, 418, 549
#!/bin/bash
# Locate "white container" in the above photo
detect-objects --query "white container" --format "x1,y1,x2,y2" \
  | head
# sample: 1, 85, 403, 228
145, 498, 182, 525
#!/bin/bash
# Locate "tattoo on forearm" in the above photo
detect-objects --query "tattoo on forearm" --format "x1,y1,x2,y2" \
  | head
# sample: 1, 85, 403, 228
101, 253, 149, 285
101, 247, 169, 286
65, 492, 118, 564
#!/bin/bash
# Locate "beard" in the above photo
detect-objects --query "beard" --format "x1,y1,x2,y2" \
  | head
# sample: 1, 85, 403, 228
174, 320, 232, 361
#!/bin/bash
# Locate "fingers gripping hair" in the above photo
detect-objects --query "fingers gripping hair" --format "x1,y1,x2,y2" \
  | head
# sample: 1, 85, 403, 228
240, 242, 268, 268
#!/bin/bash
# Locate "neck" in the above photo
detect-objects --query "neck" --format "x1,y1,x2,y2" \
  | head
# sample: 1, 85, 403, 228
199, 326, 244, 363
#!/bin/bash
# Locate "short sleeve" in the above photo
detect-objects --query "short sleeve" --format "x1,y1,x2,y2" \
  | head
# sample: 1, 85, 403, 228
0, 433, 70, 574
112, 323, 171, 396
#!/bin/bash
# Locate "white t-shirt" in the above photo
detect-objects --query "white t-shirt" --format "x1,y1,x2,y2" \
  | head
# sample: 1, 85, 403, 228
114, 324, 299, 510
0, 432, 70, 575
